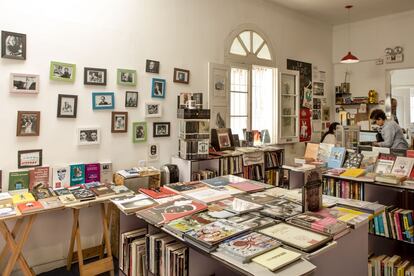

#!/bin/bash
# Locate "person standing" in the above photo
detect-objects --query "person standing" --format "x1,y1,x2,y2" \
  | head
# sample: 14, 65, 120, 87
370, 109, 408, 150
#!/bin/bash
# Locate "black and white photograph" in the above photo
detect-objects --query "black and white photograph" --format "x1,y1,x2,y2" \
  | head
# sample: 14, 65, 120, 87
147, 143, 159, 162
77, 127, 100, 145
10, 73, 39, 94
145, 102, 162, 118
132, 122, 147, 143
50, 61, 76, 82
173, 68, 190, 84
151, 78, 166, 98
111, 111, 128, 133
145, 59, 160, 73
125, 91, 138, 107
312, 109, 321, 120
313, 81, 325, 97
153, 122, 170, 137
117, 69, 137, 86
84, 67, 107, 85
17, 111, 40, 136
1, 31, 26, 60
57, 94, 78, 118
92, 92, 115, 110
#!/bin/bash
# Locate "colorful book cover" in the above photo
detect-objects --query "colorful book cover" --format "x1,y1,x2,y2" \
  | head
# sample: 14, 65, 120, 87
52, 166, 70, 189
85, 163, 100, 183
327, 147, 346, 169
100, 162, 113, 184
317, 143, 334, 162
340, 168, 365, 178
235, 192, 276, 205
342, 153, 364, 169
165, 212, 216, 234
29, 166, 50, 190
8, 171, 30, 191
391, 157, 414, 177
228, 181, 265, 193
375, 159, 395, 175
360, 151, 379, 172
304, 143, 319, 161
164, 181, 207, 193
12, 192, 35, 204
139, 187, 178, 199
288, 212, 348, 235
70, 164, 85, 186
17, 201, 44, 214
251, 247, 302, 271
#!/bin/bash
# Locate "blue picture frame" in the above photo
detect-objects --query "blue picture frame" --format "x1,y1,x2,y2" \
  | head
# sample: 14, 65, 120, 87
151, 78, 166, 98
92, 92, 115, 110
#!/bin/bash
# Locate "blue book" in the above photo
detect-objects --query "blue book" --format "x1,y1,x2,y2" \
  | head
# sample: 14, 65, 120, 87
327, 147, 346, 169
70, 164, 85, 186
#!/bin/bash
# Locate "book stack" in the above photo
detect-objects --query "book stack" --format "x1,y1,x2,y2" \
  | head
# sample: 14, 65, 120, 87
264, 151, 282, 169
260, 197, 302, 220
0, 192, 16, 218
368, 254, 413, 276
319, 206, 371, 228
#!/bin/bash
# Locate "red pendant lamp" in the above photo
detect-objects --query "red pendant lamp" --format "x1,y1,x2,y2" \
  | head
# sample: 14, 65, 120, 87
340, 5, 359, 64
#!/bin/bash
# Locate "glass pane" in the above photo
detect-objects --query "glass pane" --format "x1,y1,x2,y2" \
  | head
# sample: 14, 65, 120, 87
231, 116, 247, 138
281, 117, 297, 137
230, 39, 247, 56
281, 73, 296, 95
252, 32, 264, 54
257, 44, 271, 60
239, 31, 251, 53
231, 92, 248, 116
231, 68, 248, 92
282, 96, 296, 115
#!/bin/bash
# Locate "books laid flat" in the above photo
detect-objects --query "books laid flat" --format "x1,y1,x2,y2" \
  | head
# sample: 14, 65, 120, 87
111, 194, 157, 214
318, 206, 371, 228
227, 213, 275, 230
228, 181, 265, 193
0, 192, 13, 205
375, 174, 406, 184
58, 194, 77, 205
40, 197, 63, 209
225, 198, 263, 214
12, 192, 35, 204
31, 186, 55, 200
287, 212, 348, 236
70, 187, 96, 201
17, 201, 44, 214
110, 184, 133, 195
164, 212, 217, 237
139, 187, 177, 199
252, 247, 302, 272
235, 192, 277, 205
260, 198, 302, 220
391, 157, 414, 177
219, 232, 281, 263
183, 187, 232, 204
206, 198, 237, 219
259, 223, 332, 252
340, 168, 365, 178
0, 204, 17, 218
201, 177, 231, 187
335, 198, 385, 214
53, 188, 71, 196
90, 185, 115, 197
327, 147, 346, 169
164, 181, 207, 193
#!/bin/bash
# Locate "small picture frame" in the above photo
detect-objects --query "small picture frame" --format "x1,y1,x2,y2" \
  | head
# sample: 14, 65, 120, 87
125, 91, 138, 107
10, 73, 39, 94
117, 69, 137, 86
148, 143, 159, 162
77, 127, 101, 146
153, 122, 170, 137
50, 61, 76, 82
17, 111, 40, 136
84, 67, 107, 86
57, 94, 78, 118
145, 102, 162, 118
132, 122, 147, 143
151, 78, 166, 98
211, 128, 234, 151
146, 59, 160, 74
92, 92, 115, 110
18, 149, 42, 169
173, 68, 190, 84
111, 111, 128, 133
1, 31, 26, 60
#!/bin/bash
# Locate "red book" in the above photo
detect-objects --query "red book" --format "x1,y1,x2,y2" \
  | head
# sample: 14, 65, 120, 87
406, 150, 414, 179
228, 181, 264, 193
139, 187, 177, 199
29, 166, 50, 190
17, 201, 44, 214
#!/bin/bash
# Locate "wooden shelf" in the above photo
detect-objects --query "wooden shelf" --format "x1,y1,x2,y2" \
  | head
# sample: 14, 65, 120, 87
369, 233, 414, 246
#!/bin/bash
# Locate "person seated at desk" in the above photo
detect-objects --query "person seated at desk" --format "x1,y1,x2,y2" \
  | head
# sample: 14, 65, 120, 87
320, 122, 340, 145
370, 109, 408, 150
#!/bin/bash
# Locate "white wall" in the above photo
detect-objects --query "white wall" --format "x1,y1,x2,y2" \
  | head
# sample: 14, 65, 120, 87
0, 0, 332, 272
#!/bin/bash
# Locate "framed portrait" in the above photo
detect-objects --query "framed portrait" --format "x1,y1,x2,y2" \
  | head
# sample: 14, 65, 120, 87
125, 91, 138, 107
132, 122, 147, 143
151, 78, 166, 98
211, 128, 234, 151
57, 94, 78, 118
173, 68, 190, 84
153, 122, 170, 137
50, 61, 76, 82
10, 73, 39, 94
84, 67, 107, 86
148, 143, 159, 162
111, 111, 128, 133
146, 59, 160, 74
92, 92, 115, 110
17, 149, 42, 169
145, 102, 162, 118
117, 69, 137, 86
313, 81, 325, 97
17, 111, 40, 136
77, 127, 100, 145
1, 31, 26, 60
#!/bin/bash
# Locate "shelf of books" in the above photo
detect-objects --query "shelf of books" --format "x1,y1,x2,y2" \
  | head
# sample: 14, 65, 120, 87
322, 177, 365, 200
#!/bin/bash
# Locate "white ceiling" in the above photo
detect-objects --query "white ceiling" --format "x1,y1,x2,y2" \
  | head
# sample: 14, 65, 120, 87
268, 0, 414, 25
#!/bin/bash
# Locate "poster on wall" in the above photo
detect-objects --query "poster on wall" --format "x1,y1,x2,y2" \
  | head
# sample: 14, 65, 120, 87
300, 108, 311, 142
287, 59, 312, 108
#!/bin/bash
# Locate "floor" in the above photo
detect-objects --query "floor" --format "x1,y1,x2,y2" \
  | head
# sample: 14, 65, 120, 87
38, 258, 119, 276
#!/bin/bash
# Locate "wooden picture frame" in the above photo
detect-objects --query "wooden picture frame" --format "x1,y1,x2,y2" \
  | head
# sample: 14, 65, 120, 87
84, 67, 107, 85
10, 73, 39, 94
57, 94, 78, 118
125, 91, 138, 107
153, 122, 170, 137
173, 68, 190, 84
211, 128, 235, 151
18, 149, 42, 169
50, 61, 76, 82
16, 111, 40, 136
111, 111, 128, 133
1, 31, 26, 60
117, 68, 137, 86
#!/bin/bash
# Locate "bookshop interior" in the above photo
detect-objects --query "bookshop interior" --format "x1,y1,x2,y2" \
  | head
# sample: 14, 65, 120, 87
2, 0, 414, 276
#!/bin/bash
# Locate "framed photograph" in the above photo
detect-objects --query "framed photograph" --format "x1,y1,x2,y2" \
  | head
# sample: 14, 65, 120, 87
151, 78, 166, 98
313, 81, 325, 97
50, 61, 76, 82
1, 31, 26, 60
322, 106, 330, 121
173, 68, 190, 84
148, 143, 159, 162
111, 111, 128, 133
92, 92, 115, 110
145, 102, 162, 118
211, 128, 234, 151
17, 111, 40, 136
146, 59, 160, 73
117, 69, 137, 86
77, 127, 100, 145
17, 149, 42, 169
10, 73, 39, 94
153, 122, 170, 137
84, 67, 107, 86
125, 91, 138, 107
132, 122, 147, 143
57, 94, 78, 118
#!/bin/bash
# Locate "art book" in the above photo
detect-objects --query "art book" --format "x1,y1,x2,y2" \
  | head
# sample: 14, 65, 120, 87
70, 187, 95, 201
235, 192, 276, 205
391, 157, 414, 177
317, 143, 334, 163
228, 181, 265, 193
251, 247, 302, 272
206, 198, 236, 219
100, 162, 113, 184
164, 212, 216, 237
9, 171, 30, 191
327, 147, 346, 169
164, 181, 207, 193
406, 150, 414, 179
375, 159, 395, 175
201, 177, 231, 187
318, 207, 371, 228
29, 166, 50, 190
17, 201, 44, 214
90, 185, 115, 197
219, 232, 281, 263
58, 194, 77, 205
304, 143, 319, 161
183, 187, 232, 204
52, 166, 70, 189
139, 187, 178, 199
342, 153, 364, 169
53, 188, 71, 196
32, 186, 55, 200
85, 163, 100, 183
260, 198, 302, 220
360, 151, 379, 172
113, 194, 157, 214
70, 164, 85, 186
12, 192, 35, 205
227, 213, 275, 230
225, 198, 263, 214
288, 212, 348, 236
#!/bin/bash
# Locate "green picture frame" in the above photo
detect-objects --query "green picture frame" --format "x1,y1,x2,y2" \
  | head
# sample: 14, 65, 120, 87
50, 61, 76, 82
132, 121, 147, 143
117, 68, 137, 86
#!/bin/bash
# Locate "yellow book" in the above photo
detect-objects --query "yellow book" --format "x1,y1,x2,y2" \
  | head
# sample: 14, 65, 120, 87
340, 168, 365, 178
12, 192, 35, 205
252, 247, 302, 272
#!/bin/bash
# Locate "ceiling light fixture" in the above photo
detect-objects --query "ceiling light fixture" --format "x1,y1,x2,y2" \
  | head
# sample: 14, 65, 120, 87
340, 5, 359, 64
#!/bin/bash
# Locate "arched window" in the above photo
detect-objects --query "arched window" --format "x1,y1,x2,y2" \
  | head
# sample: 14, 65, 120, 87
229, 30, 272, 61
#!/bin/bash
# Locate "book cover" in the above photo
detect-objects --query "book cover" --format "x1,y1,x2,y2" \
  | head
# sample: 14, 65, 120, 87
53, 188, 71, 196
319, 207, 371, 228
0, 192, 12, 205
70, 164, 85, 186
342, 153, 364, 169
52, 166, 70, 189
8, 171, 30, 191
100, 162, 113, 184
327, 147, 346, 169
110, 184, 133, 195
165, 212, 216, 235
70, 187, 95, 201
235, 192, 276, 205
251, 247, 302, 272
40, 197, 63, 209
340, 168, 365, 178
17, 201, 44, 214
225, 198, 263, 214
183, 187, 232, 204
317, 143, 334, 162
360, 151, 379, 172
90, 185, 115, 197
58, 194, 77, 204
164, 181, 207, 193
85, 163, 101, 183
201, 177, 231, 187
288, 212, 348, 235
0, 204, 17, 218
304, 143, 319, 161
139, 187, 178, 199
29, 166, 50, 190
227, 213, 275, 230
228, 181, 265, 193
32, 186, 55, 200
115, 195, 157, 214
375, 160, 395, 174
12, 192, 35, 204
260, 199, 302, 220
407, 150, 414, 179
391, 157, 414, 177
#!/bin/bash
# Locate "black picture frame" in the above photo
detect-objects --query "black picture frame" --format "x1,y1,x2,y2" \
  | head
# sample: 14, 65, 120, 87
1, 31, 26, 60
125, 91, 138, 107
84, 67, 107, 86
146, 59, 160, 74
153, 122, 171, 137
57, 94, 78, 118
173, 68, 190, 84
18, 149, 42, 169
